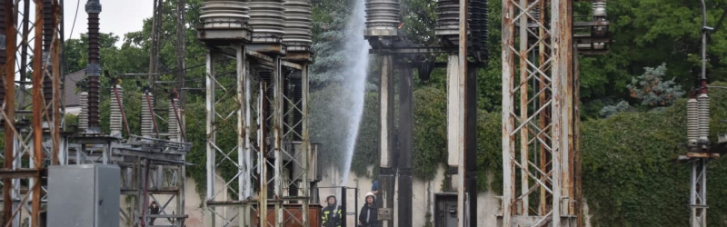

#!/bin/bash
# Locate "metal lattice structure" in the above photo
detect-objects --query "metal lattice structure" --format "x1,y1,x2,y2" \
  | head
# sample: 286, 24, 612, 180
0, 0, 63, 226
500, 0, 578, 226
202, 48, 312, 227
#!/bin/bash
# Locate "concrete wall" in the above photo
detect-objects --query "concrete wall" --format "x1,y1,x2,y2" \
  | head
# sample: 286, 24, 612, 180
148, 166, 589, 227
315, 166, 502, 227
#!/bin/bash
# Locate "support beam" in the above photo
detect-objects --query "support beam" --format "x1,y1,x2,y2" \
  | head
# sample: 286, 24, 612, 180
378, 55, 395, 227
301, 63, 311, 227
237, 45, 251, 227
31, 1, 44, 226
690, 159, 707, 227
457, 0, 468, 223
205, 51, 217, 227
273, 56, 283, 227
398, 65, 413, 227
2, 0, 16, 223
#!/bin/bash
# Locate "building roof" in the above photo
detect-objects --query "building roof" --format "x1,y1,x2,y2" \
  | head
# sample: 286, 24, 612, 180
64, 70, 85, 107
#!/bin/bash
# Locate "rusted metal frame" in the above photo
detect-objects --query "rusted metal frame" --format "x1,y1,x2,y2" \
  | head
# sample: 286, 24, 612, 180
551, 0, 563, 224
511, 159, 552, 194
2, 0, 16, 225
3, 179, 38, 227
50, 0, 60, 165
30, 1, 43, 226
519, 0, 531, 216
235, 46, 250, 227
273, 56, 284, 227
511, 99, 552, 136
258, 78, 271, 227
502, 0, 516, 223
573, 43, 583, 227
298, 99, 312, 227
537, 0, 549, 216
457, 0, 469, 223
561, 0, 575, 219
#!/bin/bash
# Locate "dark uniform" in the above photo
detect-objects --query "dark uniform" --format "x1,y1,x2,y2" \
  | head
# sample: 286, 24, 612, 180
322, 195, 343, 227
358, 192, 377, 227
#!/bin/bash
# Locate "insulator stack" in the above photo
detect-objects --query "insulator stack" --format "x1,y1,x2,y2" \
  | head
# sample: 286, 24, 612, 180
365, 0, 400, 36
79, 92, 89, 130
698, 93, 710, 145
687, 98, 699, 148
469, 0, 488, 53
109, 85, 123, 138
42, 0, 54, 109
283, 0, 311, 48
200, 0, 250, 29
141, 93, 155, 138
168, 98, 180, 142
435, 0, 458, 38
593, 0, 607, 18
85, 0, 102, 131
435, 0, 488, 55
249, 0, 285, 38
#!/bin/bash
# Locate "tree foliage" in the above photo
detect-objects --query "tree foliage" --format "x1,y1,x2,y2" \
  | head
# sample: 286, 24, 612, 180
627, 63, 685, 107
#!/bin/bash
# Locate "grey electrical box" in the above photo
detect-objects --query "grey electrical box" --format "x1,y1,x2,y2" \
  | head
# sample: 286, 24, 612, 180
435, 193, 458, 227
47, 164, 120, 227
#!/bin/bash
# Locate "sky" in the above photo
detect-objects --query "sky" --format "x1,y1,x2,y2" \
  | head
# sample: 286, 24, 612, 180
63, 0, 153, 41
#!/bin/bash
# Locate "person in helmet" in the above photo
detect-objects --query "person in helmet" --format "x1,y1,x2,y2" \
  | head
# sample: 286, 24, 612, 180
358, 192, 377, 227
322, 195, 343, 227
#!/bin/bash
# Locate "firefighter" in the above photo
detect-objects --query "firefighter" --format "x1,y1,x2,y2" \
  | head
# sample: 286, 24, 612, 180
322, 195, 343, 227
358, 192, 377, 227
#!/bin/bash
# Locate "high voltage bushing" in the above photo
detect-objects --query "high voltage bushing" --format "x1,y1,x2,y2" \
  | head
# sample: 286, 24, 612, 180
141, 93, 155, 138
79, 92, 89, 130
283, 0, 312, 49
435, 0, 458, 38
200, 0, 250, 29
688, 98, 699, 148
169, 98, 180, 142
249, 0, 285, 38
435, 0, 488, 53
109, 85, 123, 138
365, 0, 400, 37
698, 93, 709, 145
85, 0, 102, 132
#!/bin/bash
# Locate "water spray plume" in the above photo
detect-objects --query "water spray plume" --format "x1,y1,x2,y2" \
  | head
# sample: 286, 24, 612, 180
339, 0, 370, 186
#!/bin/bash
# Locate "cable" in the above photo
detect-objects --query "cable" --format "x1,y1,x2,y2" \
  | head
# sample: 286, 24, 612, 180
67, 0, 80, 40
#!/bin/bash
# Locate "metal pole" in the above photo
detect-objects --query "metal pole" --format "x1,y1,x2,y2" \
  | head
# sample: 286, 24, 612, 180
301, 64, 310, 227
518, 0, 529, 216
244, 55, 254, 227
274, 57, 283, 227
398, 65, 413, 227
52, 0, 61, 165
237, 46, 249, 227
378, 55, 395, 227
2, 0, 16, 223
457, 0, 468, 222
690, 159, 707, 227
259, 80, 269, 227
31, 1, 44, 225
205, 51, 217, 227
